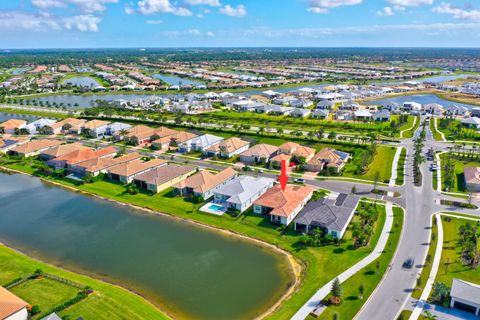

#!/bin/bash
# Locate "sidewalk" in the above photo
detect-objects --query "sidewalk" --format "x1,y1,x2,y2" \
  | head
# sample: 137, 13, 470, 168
291, 202, 395, 320
389, 146, 403, 187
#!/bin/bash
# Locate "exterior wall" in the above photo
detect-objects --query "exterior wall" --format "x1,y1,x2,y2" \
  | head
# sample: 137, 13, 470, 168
221, 144, 250, 158
466, 182, 480, 193
450, 297, 480, 315
149, 172, 194, 193
4, 308, 28, 320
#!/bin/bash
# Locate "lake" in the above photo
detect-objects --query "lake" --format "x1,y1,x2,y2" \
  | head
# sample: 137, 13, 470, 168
365, 94, 479, 109
0, 172, 292, 320
152, 74, 205, 87
0, 112, 40, 123
62, 76, 100, 88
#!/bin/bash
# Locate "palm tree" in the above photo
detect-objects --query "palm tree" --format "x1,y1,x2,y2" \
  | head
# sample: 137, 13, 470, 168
423, 311, 437, 320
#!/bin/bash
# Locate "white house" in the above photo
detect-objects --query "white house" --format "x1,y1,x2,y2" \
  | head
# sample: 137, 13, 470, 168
178, 134, 224, 153
25, 118, 57, 134
450, 279, 480, 316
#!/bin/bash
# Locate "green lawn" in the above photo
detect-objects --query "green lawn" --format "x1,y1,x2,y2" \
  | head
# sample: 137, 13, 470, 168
429, 118, 444, 141
396, 147, 406, 185
402, 116, 420, 139
0, 245, 170, 320
1, 159, 388, 320
396, 116, 415, 138
10, 278, 80, 318
436, 118, 480, 142
439, 153, 480, 193
433, 215, 480, 292
343, 145, 397, 183
312, 206, 404, 320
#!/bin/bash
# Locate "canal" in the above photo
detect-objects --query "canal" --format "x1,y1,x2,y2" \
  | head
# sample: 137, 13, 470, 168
0, 172, 292, 320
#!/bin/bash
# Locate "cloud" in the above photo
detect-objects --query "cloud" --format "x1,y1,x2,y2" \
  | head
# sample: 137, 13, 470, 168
137, 0, 192, 16
146, 19, 163, 24
184, 0, 221, 6
206, 31, 214, 37
377, 6, 394, 16
387, 0, 433, 8
162, 28, 215, 37
307, 0, 363, 13
0, 11, 101, 32
219, 4, 247, 17
433, 2, 480, 21
32, 0, 118, 13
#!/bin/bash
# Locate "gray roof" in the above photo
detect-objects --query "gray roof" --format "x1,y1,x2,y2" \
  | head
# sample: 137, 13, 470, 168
294, 193, 359, 231
215, 175, 275, 205
41, 313, 62, 320
188, 134, 224, 148
451, 279, 480, 305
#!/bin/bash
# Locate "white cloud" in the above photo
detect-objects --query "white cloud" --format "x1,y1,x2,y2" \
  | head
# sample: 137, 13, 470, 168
387, 0, 433, 8
137, 0, 192, 16
184, 0, 220, 6
162, 28, 215, 37
377, 6, 394, 16
146, 19, 163, 24
219, 4, 247, 17
125, 5, 135, 14
32, 0, 118, 13
308, 0, 362, 13
206, 31, 214, 37
433, 2, 480, 21
0, 11, 101, 32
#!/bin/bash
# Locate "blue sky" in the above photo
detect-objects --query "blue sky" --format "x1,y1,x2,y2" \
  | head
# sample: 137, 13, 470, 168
1, 0, 480, 48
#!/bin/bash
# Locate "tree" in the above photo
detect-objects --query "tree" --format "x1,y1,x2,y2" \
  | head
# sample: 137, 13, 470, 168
358, 284, 364, 300
431, 281, 449, 304
373, 171, 380, 191
351, 185, 357, 194
423, 310, 438, 320
331, 277, 342, 299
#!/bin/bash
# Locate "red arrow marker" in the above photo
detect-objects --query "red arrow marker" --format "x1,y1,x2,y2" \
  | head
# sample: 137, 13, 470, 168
279, 159, 288, 192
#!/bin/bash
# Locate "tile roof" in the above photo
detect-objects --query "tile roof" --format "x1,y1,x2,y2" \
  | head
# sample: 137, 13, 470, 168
48, 118, 86, 131
41, 143, 89, 158
53, 146, 116, 165
0, 119, 27, 130
254, 184, 314, 217
82, 119, 110, 130
240, 143, 278, 158
76, 152, 141, 173
206, 137, 250, 154
153, 131, 197, 146
10, 139, 63, 154
308, 148, 349, 168
134, 164, 196, 186
0, 286, 29, 319
107, 158, 166, 177
271, 153, 291, 162
464, 166, 480, 185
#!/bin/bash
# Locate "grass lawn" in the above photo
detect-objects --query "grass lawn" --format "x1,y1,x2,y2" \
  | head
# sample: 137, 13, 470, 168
396, 147, 406, 185
432, 215, 480, 292
411, 217, 438, 300
439, 153, 480, 193
1, 158, 388, 320
402, 116, 420, 139
311, 206, 404, 320
10, 278, 80, 318
0, 245, 169, 320
396, 116, 415, 137
343, 145, 397, 183
429, 118, 444, 141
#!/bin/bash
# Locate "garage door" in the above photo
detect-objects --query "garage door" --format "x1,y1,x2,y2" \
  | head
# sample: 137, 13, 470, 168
453, 300, 478, 314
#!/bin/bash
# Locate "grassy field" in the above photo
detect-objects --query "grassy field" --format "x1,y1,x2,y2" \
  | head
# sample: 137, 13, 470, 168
439, 153, 480, 193
0, 158, 388, 320
396, 147, 406, 186
396, 116, 415, 138
343, 145, 397, 183
429, 118, 444, 141
436, 118, 480, 142
433, 215, 480, 292
0, 245, 170, 320
311, 206, 404, 320
402, 116, 420, 139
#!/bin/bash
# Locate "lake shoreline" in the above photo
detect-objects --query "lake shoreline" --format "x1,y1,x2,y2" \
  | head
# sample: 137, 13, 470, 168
0, 165, 301, 320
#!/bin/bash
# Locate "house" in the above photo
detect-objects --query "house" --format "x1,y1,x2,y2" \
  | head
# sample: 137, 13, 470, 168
403, 102, 422, 114
105, 122, 131, 136
0, 119, 27, 134
174, 167, 237, 200
8, 139, 63, 157
450, 279, 480, 315
25, 118, 57, 134
461, 117, 480, 130
47, 147, 117, 171
133, 164, 196, 193
278, 142, 315, 162
289, 99, 313, 108
339, 101, 359, 111
40, 313, 62, 320
306, 148, 350, 172
316, 100, 334, 110
39, 142, 89, 161
107, 158, 166, 183
372, 110, 391, 122
213, 176, 275, 213
335, 110, 353, 121
73, 152, 142, 176
204, 137, 250, 158
291, 108, 312, 118
444, 105, 468, 117
311, 109, 330, 119
294, 193, 360, 239
152, 131, 197, 150
354, 109, 372, 121
178, 134, 224, 153
114, 125, 158, 145
45, 118, 86, 134
253, 184, 314, 226
0, 286, 29, 320
81, 119, 110, 138
239, 144, 278, 164
270, 153, 291, 169
0, 137, 28, 153
464, 166, 480, 192
471, 107, 480, 118
423, 103, 444, 115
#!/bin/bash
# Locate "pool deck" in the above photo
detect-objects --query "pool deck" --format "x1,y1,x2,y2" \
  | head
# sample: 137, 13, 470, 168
200, 202, 228, 216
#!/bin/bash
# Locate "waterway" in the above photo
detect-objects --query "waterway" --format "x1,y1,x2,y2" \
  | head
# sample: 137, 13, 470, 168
0, 172, 292, 320
151, 74, 205, 87
62, 76, 100, 88
365, 94, 479, 109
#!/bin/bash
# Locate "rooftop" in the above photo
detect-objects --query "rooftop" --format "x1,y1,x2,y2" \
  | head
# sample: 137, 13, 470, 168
254, 184, 314, 217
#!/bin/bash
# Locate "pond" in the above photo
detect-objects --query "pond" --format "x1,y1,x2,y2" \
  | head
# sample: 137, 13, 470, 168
62, 76, 100, 88
0, 112, 40, 123
0, 172, 292, 320
151, 74, 205, 87
365, 94, 479, 109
